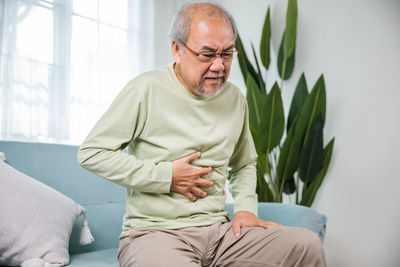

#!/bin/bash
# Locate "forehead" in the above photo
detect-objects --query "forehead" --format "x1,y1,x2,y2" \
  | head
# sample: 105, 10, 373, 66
187, 15, 235, 49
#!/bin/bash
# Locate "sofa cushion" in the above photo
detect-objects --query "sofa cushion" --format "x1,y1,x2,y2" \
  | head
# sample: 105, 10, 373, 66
69, 202, 125, 255
0, 158, 88, 266
0, 141, 126, 255
69, 249, 119, 267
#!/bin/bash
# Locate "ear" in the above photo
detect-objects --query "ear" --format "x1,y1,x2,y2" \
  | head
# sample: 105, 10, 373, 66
171, 41, 182, 64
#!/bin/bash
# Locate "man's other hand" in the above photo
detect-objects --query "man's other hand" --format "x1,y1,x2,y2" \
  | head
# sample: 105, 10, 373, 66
171, 151, 214, 202
232, 211, 282, 238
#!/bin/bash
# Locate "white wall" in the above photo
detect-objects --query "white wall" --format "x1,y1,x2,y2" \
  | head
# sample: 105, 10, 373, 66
218, 0, 400, 266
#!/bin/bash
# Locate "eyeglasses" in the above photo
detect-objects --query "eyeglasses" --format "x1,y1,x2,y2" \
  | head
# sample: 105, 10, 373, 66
179, 41, 239, 62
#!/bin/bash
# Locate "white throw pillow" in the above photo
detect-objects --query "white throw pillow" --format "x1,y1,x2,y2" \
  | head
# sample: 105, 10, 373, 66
0, 157, 93, 266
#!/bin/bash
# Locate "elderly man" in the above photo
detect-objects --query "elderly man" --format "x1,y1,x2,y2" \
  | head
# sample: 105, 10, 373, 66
78, 2, 326, 266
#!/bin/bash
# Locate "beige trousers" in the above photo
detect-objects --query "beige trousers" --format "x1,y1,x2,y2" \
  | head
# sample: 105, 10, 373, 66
118, 222, 326, 267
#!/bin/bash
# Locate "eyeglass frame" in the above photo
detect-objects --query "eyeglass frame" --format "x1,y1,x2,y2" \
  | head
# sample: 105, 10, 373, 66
178, 40, 239, 62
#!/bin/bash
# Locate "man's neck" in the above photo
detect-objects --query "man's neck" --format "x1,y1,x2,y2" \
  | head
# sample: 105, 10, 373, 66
173, 63, 202, 97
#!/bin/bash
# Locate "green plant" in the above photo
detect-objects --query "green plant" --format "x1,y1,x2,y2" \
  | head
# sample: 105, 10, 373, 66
235, 0, 334, 207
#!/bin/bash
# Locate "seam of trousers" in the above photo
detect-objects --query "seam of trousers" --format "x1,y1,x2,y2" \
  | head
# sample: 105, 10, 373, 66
201, 226, 211, 266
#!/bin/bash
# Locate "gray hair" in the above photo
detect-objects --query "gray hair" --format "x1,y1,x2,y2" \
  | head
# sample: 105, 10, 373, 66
168, 1, 238, 44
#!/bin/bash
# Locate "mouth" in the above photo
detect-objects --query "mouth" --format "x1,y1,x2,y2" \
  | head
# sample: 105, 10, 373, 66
204, 76, 224, 82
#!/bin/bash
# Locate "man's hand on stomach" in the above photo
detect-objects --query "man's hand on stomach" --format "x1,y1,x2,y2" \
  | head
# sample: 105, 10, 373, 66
171, 151, 214, 201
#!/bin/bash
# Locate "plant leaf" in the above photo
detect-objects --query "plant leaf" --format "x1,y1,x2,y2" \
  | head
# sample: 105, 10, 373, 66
256, 163, 275, 202
256, 152, 266, 173
259, 82, 285, 154
250, 124, 261, 155
251, 42, 266, 96
299, 114, 324, 183
277, 32, 296, 80
235, 34, 249, 80
287, 73, 308, 132
283, 0, 298, 60
276, 117, 302, 182
260, 7, 271, 70
301, 138, 335, 207
294, 74, 326, 148
246, 73, 264, 130
281, 177, 296, 194
235, 34, 259, 85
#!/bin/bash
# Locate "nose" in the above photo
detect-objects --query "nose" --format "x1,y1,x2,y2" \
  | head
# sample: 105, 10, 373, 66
209, 56, 225, 72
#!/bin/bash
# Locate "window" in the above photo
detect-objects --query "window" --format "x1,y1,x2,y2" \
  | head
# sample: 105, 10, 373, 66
0, 0, 151, 144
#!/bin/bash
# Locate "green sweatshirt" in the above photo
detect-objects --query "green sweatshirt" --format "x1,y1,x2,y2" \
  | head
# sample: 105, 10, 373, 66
78, 64, 258, 237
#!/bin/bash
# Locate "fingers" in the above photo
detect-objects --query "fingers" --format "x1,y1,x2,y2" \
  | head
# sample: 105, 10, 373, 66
183, 187, 212, 202
171, 179, 213, 202
171, 151, 214, 202
191, 186, 208, 198
233, 220, 281, 238
232, 221, 242, 239
183, 151, 202, 163
196, 178, 214, 188
267, 221, 282, 227
182, 180, 214, 201
259, 220, 282, 229
184, 192, 197, 202
197, 166, 212, 175
259, 220, 270, 229
173, 151, 212, 175
231, 212, 282, 239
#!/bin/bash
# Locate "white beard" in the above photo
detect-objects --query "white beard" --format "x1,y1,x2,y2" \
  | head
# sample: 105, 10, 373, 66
196, 84, 224, 97
196, 72, 225, 96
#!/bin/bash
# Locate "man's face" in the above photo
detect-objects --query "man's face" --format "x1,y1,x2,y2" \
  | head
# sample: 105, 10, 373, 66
173, 16, 235, 96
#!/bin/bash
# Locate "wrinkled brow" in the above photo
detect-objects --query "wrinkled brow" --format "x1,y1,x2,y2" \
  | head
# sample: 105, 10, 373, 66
200, 44, 235, 51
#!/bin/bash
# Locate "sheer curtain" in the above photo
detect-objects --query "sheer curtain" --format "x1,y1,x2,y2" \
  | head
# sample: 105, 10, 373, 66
0, 0, 177, 145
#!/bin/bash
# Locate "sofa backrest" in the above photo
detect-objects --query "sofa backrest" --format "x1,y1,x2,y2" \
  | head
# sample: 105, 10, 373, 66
0, 140, 327, 254
0, 141, 125, 254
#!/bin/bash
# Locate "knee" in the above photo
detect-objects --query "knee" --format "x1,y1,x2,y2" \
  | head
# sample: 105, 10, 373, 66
290, 228, 326, 265
297, 228, 321, 245
291, 228, 322, 250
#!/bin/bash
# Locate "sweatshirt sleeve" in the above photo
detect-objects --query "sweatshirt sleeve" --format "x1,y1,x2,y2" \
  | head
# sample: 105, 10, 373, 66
77, 80, 173, 193
228, 99, 259, 216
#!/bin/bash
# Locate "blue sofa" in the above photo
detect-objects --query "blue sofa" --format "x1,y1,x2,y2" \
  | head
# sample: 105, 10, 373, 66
0, 141, 327, 267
